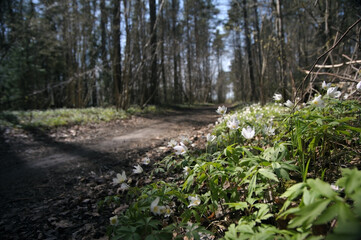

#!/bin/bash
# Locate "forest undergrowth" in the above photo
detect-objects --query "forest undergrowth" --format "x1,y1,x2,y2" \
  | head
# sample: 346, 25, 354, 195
103, 83, 361, 240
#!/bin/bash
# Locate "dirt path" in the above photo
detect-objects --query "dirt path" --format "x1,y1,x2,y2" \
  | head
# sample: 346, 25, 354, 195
0, 106, 219, 239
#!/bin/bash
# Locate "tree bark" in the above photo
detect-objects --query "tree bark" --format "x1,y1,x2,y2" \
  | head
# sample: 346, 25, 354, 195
149, 0, 158, 104
112, 0, 122, 108
171, 0, 180, 103
242, 0, 256, 102
275, 0, 287, 100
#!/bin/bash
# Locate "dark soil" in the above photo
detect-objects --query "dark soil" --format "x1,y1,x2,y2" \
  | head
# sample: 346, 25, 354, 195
0, 106, 219, 239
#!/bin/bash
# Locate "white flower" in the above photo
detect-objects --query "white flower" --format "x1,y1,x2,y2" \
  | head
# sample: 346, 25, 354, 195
216, 105, 227, 115
173, 142, 188, 155
284, 100, 294, 108
180, 136, 192, 145
119, 183, 130, 191
216, 117, 224, 124
309, 95, 325, 107
206, 133, 216, 142
162, 206, 172, 217
322, 81, 331, 90
273, 93, 282, 101
141, 157, 150, 165
112, 171, 127, 185
343, 93, 349, 100
242, 126, 255, 139
133, 164, 143, 174
188, 195, 201, 208
356, 81, 361, 91
167, 139, 177, 148
227, 117, 240, 130
109, 216, 118, 226
183, 166, 191, 176
330, 184, 340, 191
255, 113, 263, 120
264, 125, 275, 136
150, 197, 171, 217
327, 87, 341, 98
150, 197, 162, 215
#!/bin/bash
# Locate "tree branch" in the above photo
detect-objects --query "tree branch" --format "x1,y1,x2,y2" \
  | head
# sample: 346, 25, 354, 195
301, 70, 360, 83
297, 17, 361, 97
314, 60, 361, 68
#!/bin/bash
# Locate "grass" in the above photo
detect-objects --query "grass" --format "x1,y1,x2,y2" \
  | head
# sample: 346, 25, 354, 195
0, 105, 162, 129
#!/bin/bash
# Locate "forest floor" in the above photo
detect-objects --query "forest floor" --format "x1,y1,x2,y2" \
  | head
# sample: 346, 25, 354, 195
0, 105, 220, 239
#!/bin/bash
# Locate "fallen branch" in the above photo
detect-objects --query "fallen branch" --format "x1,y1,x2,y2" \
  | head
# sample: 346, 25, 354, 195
314, 60, 361, 68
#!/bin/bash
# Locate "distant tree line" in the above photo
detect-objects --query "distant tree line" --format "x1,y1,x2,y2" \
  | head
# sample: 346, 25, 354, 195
0, 0, 360, 110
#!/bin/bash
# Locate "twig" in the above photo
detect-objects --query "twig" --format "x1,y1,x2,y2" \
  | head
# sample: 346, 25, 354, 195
314, 60, 361, 68
301, 70, 360, 83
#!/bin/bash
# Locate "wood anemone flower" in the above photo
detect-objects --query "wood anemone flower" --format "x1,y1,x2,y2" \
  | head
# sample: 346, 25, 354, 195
227, 117, 240, 130
188, 196, 201, 208
356, 81, 361, 92
273, 93, 282, 101
216, 105, 227, 115
173, 142, 188, 155
112, 171, 127, 185
327, 87, 341, 98
109, 216, 118, 226
242, 126, 255, 139
206, 133, 216, 142
284, 100, 294, 108
309, 95, 325, 108
322, 81, 331, 90
133, 164, 143, 174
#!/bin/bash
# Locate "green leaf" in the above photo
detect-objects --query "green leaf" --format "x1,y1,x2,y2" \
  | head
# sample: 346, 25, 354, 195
314, 202, 340, 225
302, 188, 315, 206
316, 118, 323, 126
337, 202, 356, 223
281, 182, 306, 200
275, 168, 290, 180
343, 169, 361, 196
254, 203, 272, 221
224, 202, 248, 211
288, 199, 331, 228
258, 168, 279, 182
248, 173, 258, 197
343, 125, 361, 133
307, 179, 337, 199
223, 224, 240, 240
326, 220, 361, 240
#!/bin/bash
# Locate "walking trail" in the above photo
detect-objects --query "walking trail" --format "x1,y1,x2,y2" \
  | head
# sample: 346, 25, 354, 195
0, 105, 219, 239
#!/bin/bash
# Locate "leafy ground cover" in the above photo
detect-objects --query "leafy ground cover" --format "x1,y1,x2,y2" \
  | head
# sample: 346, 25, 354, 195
104, 86, 361, 240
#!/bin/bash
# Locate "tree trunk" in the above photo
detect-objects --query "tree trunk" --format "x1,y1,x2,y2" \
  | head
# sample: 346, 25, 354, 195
160, 1, 167, 103
253, 0, 264, 104
122, 0, 131, 109
112, 0, 122, 108
99, 0, 108, 106
171, 0, 179, 103
242, 0, 256, 102
149, 0, 158, 104
275, 0, 287, 100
